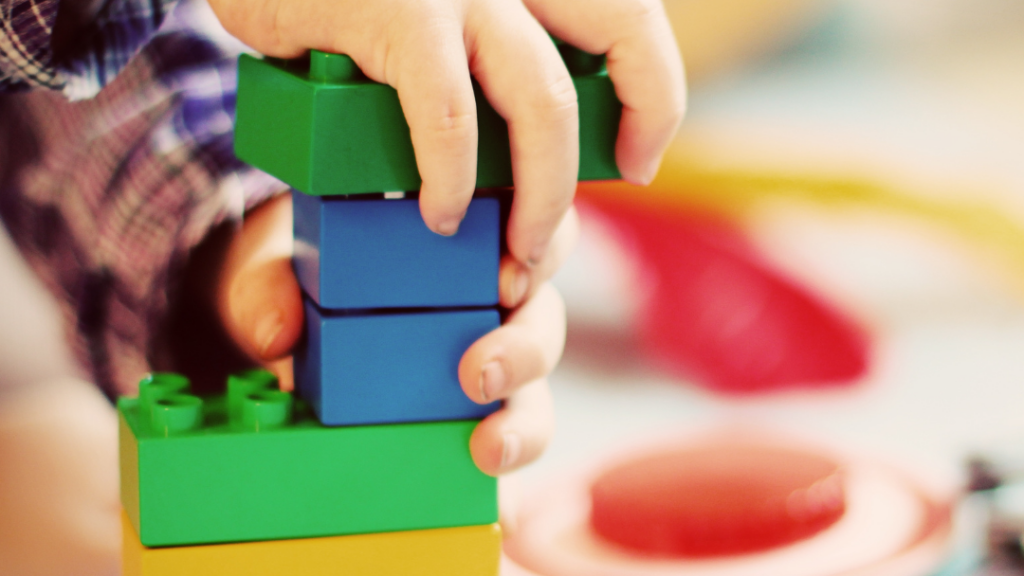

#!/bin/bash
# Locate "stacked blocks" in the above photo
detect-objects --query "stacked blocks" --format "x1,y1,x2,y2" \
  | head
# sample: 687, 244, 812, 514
121, 40, 621, 575
290, 191, 503, 424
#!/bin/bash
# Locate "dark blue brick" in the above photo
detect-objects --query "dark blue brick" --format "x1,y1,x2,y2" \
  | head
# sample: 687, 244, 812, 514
293, 192, 500, 310
295, 300, 501, 426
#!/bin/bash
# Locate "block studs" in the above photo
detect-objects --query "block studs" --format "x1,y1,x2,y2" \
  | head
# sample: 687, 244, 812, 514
309, 50, 365, 84
228, 369, 279, 424
139, 373, 191, 420
150, 394, 204, 436
241, 391, 294, 431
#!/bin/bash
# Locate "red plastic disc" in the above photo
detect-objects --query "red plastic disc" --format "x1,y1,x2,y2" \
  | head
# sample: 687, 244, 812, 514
589, 439, 846, 558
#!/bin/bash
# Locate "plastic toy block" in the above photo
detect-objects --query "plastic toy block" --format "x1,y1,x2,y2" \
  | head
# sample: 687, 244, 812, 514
295, 302, 500, 426
119, 371, 496, 547
122, 511, 501, 576
293, 192, 500, 309
235, 47, 622, 196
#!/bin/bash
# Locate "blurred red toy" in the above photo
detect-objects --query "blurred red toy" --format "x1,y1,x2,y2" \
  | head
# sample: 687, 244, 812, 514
590, 438, 846, 557
578, 184, 869, 394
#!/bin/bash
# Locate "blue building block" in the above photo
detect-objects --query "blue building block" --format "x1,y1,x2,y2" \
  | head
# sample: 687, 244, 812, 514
295, 300, 501, 426
293, 192, 501, 310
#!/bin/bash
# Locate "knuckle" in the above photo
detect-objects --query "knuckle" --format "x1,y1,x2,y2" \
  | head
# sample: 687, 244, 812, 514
424, 106, 477, 150
523, 73, 579, 123
391, 0, 448, 27
406, 89, 476, 146
667, 89, 687, 125
435, 108, 477, 135
263, 0, 301, 56
510, 340, 550, 385
615, 0, 663, 26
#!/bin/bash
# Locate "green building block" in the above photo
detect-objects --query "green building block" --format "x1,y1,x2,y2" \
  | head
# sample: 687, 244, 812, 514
235, 46, 622, 196
119, 371, 496, 547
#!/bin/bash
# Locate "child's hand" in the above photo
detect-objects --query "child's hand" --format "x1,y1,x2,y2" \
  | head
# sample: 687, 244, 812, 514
208, 0, 684, 271
216, 193, 576, 475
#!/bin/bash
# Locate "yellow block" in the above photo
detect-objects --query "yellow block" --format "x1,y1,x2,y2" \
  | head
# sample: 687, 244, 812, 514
122, 511, 501, 576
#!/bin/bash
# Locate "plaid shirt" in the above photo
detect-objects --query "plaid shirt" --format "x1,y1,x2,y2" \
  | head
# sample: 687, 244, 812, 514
0, 0, 283, 398
0, 0, 62, 90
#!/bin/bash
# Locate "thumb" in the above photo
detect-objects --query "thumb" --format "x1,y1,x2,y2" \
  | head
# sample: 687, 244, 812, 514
217, 194, 304, 390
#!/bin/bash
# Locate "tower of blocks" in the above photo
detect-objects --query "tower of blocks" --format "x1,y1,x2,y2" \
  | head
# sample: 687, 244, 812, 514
118, 41, 621, 576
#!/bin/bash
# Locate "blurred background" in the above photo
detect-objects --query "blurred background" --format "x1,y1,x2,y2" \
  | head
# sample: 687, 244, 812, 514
549, 0, 1024, 484
516, 0, 1024, 574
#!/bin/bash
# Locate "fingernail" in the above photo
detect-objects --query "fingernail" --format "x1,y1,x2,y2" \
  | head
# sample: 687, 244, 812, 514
639, 158, 661, 185
254, 310, 284, 357
435, 214, 464, 237
501, 432, 522, 471
479, 360, 505, 403
625, 159, 660, 186
510, 267, 530, 308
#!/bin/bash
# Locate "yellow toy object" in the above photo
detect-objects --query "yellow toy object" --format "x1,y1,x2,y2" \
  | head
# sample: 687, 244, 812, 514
121, 511, 501, 576
580, 145, 1024, 297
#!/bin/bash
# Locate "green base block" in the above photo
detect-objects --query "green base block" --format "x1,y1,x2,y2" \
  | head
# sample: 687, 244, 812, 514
235, 48, 622, 196
119, 372, 496, 547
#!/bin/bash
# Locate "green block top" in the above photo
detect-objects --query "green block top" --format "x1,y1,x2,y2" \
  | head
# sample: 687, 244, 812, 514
235, 42, 623, 196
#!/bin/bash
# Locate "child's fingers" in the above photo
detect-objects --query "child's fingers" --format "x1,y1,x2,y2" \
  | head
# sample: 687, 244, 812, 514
217, 194, 305, 385
385, 5, 479, 237
499, 206, 579, 309
525, 0, 686, 184
266, 357, 296, 393
468, 0, 579, 267
469, 377, 555, 476
459, 282, 566, 406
